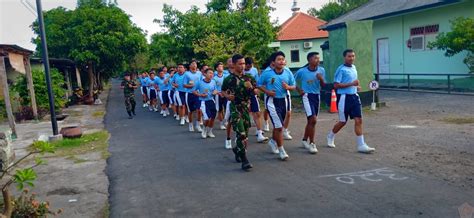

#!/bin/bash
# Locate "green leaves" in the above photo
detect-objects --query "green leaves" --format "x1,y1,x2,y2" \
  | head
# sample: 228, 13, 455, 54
152, 1, 276, 67
31, 3, 147, 79
308, 0, 369, 21
31, 141, 55, 154
13, 169, 37, 191
427, 17, 474, 73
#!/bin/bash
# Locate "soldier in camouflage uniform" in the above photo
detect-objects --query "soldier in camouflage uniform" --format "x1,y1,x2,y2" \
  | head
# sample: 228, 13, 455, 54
120, 73, 138, 119
222, 54, 258, 171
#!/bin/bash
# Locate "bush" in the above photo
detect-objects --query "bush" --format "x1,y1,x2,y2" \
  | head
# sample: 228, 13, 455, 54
11, 68, 66, 113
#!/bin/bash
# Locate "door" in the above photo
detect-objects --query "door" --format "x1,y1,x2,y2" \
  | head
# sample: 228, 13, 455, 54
377, 38, 390, 77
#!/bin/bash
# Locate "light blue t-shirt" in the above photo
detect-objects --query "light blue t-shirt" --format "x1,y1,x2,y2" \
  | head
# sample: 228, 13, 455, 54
148, 77, 159, 90
213, 72, 226, 92
259, 68, 295, 98
195, 79, 216, 101
245, 67, 259, 81
334, 64, 358, 94
156, 75, 170, 91
172, 73, 187, 92
183, 70, 203, 93
295, 66, 326, 94
139, 76, 149, 87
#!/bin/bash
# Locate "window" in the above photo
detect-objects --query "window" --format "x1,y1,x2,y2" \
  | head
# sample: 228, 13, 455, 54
409, 24, 439, 51
290, 50, 300, 63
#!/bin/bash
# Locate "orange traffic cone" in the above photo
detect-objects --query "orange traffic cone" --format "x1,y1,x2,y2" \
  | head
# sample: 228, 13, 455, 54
329, 89, 338, 113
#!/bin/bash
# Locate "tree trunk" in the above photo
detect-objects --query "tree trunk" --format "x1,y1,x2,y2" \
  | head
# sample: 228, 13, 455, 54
2, 188, 12, 217
87, 61, 94, 97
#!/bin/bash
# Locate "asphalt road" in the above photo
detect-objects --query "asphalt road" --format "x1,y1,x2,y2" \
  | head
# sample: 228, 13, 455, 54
106, 80, 474, 217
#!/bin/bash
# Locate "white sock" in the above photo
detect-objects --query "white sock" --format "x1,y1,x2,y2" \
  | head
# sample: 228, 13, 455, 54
357, 135, 365, 146
209, 127, 213, 133
328, 131, 335, 138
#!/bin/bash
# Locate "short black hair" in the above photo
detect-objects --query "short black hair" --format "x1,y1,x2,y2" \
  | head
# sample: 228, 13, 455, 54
190, 59, 197, 64
214, 62, 224, 69
343, 49, 355, 57
177, 63, 184, 67
307, 52, 319, 61
245, 57, 253, 65
204, 68, 214, 74
149, 71, 155, 75
124, 73, 130, 77
270, 51, 285, 62
232, 54, 244, 64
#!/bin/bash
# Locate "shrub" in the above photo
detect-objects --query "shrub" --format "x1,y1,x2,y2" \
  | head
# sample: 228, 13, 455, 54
11, 68, 66, 113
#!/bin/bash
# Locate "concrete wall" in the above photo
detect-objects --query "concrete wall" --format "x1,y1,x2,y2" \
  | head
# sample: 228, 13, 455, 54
372, 1, 474, 78
279, 38, 327, 69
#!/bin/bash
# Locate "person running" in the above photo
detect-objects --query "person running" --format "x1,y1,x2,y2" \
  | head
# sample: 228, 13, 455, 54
222, 54, 257, 171
260, 59, 274, 132
183, 60, 203, 132
194, 69, 218, 139
167, 67, 178, 119
213, 62, 227, 130
327, 49, 375, 154
295, 52, 326, 154
120, 73, 137, 119
258, 51, 296, 161
223, 57, 234, 149
157, 68, 171, 117
172, 64, 188, 125
138, 71, 149, 108
147, 71, 159, 112
244, 57, 269, 143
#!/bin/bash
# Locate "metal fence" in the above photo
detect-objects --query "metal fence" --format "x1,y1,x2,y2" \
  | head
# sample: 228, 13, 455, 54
374, 73, 474, 95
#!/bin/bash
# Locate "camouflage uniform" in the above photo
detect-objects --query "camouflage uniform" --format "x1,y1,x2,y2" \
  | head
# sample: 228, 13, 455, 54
222, 73, 256, 158
121, 80, 137, 115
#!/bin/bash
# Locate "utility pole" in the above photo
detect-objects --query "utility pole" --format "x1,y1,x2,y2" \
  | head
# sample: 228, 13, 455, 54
36, 0, 59, 136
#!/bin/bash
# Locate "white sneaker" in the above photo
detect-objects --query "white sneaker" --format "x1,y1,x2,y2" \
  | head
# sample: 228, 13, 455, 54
163, 112, 167, 117
149, 108, 153, 112
268, 139, 279, 154
279, 147, 289, 160
207, 129, 215, 138
309, 143, 318, 154
154, 108, 158, 112
257, 134, 269, 143
195, 125, 203, 133
201, 128, 207, 139
358, 144, 375, 154
180, 118, 185, 125
189, 123, 194, 132
219, 124, 226, 130
175, 115, 180, 121
185, 117, 190, 123
283, 129, 293, 140
142, 103, 147, 108
160, 110, 164, 115
327, 134, 336, 148
225, 139, 232, 149
263, 122, 270, 132
302, 140, 310, 149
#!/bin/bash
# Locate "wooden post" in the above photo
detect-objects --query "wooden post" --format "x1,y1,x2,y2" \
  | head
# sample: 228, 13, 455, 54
0, 56, 16, 137
24, 57, 38, 120
75, 67, 82, 88
65, 68, 72, 97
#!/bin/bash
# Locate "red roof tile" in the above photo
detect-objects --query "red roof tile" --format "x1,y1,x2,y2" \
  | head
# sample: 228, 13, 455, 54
277, 12, 329, 41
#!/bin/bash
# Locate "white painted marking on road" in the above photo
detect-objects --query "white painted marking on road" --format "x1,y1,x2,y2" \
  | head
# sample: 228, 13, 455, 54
390, 125, 417, 129
319, 168, 408, 185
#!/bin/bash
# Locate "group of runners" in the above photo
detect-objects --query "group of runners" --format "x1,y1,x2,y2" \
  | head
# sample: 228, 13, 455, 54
120, 49, 375, 171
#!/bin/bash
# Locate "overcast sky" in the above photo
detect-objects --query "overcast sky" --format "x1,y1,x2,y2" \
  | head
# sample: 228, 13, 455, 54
0, 0, 330, 51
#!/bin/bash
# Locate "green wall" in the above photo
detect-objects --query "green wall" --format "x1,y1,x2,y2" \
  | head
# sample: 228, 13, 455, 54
279, 38, 327, 69
372, 1, 474, 78
347, 20, 374, 92
325, 27, 347, 83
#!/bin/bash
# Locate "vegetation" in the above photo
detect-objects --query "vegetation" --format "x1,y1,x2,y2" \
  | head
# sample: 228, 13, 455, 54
428, 17, 474, 73
11, 68, 66, 116
51, 130, 111, 159
308, 0, 369, 21
31, 0, 147, 96
0, 141, 61, 217
150, 0, 277, 67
